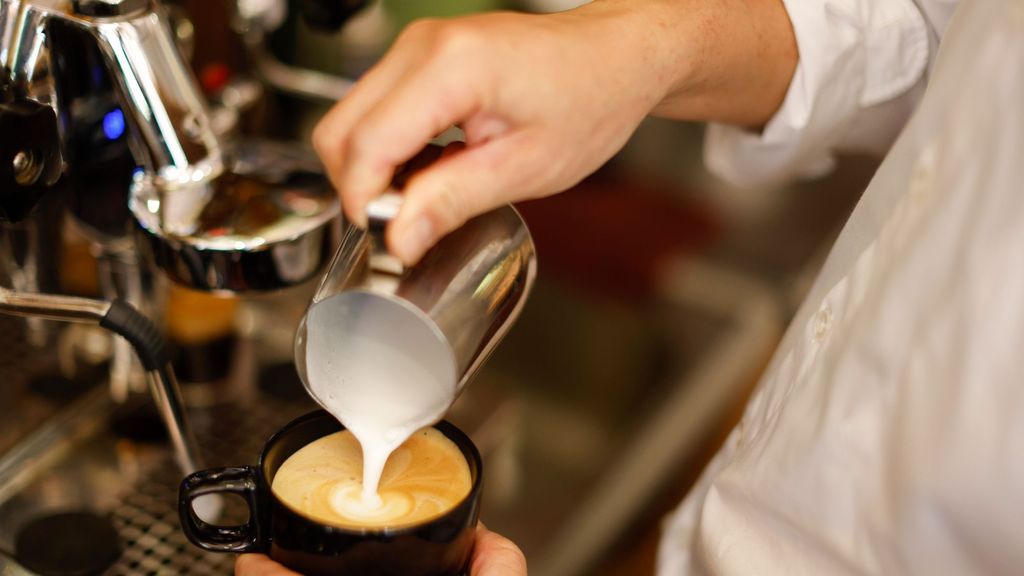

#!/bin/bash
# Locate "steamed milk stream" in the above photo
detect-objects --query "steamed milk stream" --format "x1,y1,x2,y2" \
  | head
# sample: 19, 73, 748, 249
303, 294, 458, 513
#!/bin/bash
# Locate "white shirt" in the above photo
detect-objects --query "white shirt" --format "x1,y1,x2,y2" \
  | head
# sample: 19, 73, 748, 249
658, 0, 1024, 574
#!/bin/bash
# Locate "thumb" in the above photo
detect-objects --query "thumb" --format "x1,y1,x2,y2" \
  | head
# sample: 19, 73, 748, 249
386, 135, 543, 265
472, 525, 527, 576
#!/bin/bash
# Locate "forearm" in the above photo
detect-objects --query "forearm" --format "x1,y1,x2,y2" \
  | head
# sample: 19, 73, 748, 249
574, 0, 798, 128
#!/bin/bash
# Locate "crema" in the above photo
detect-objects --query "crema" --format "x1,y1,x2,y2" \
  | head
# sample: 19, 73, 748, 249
271, 428, 471, 530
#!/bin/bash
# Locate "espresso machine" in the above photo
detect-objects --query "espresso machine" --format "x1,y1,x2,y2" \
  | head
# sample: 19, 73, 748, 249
0, 0, 348, 572
0, 0, 351, 465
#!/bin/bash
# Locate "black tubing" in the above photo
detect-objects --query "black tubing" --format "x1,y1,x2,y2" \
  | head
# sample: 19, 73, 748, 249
99, 299, 169, 370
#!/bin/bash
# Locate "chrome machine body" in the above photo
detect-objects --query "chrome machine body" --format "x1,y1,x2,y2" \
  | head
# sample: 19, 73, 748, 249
0, 0, 339, 477
0, 0, 230, 478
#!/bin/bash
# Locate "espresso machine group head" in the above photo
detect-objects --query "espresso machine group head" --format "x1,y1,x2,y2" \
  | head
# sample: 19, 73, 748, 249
2, 0, 340, 291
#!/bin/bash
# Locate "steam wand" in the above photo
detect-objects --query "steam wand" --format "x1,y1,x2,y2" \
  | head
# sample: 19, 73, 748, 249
0, 287, 203, 476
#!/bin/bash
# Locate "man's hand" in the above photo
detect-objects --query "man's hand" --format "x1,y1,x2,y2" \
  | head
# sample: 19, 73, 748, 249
235, 553, 301, 576
234, 524, 526, 575
313, 1, 796, 265
470, 524, 528, 575
313, 6, 666, 265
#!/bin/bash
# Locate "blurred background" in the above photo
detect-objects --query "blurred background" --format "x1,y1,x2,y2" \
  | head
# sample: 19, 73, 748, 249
0, 1, 878, 574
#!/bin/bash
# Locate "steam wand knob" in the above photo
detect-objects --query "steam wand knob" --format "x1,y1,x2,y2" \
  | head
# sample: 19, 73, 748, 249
0, 98, 63, 223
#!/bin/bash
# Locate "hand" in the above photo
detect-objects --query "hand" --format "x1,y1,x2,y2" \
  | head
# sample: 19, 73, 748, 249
234, 524, 526, 575
234, 553, 301, 576
313, 1, 796, 265
470, 523, 528, 576
312, 4, 668, 265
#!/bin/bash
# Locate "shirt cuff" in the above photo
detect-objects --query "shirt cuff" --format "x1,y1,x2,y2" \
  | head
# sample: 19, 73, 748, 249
704, 0, 930, 188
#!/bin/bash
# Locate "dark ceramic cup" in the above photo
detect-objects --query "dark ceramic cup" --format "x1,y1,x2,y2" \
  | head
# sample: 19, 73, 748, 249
178, 410, 482, 576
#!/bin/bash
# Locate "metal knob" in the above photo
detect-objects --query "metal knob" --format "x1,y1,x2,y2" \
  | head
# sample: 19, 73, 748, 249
0, 99, 63, 223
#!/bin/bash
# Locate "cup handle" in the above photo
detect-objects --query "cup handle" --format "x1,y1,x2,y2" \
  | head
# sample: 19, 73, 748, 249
178, 466, 267, 553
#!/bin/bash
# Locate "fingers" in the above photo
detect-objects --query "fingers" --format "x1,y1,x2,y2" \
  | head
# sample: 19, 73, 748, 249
312, 21, 435, 224
234, 554, 302, 576
471, 524, 528, 576
314, 20, 487, 228
234, 532, 525, 576
385, 133, 540, 265
339, 68, 479, 228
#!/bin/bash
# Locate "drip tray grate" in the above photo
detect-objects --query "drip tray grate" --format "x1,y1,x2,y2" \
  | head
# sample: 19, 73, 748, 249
102, 397, 316, 575
0, 312, 318, 576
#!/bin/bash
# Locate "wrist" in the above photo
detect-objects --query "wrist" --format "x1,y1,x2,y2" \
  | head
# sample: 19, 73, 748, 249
583, 0, 798, 129
557, 0, 696, 118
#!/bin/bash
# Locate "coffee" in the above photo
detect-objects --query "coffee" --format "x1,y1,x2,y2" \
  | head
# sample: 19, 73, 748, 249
271, 427, 471, 530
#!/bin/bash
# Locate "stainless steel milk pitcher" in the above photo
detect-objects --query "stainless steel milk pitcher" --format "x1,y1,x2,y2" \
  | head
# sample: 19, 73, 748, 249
294, 144, 537, 404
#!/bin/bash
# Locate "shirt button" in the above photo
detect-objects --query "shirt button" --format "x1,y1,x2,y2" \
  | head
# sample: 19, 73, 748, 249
909, 143, 937, 205
813, 305, 832, 343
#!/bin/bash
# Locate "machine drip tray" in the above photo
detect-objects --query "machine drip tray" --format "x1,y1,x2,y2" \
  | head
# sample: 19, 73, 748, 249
0, 326, 318, 576
0, 388, 315, 575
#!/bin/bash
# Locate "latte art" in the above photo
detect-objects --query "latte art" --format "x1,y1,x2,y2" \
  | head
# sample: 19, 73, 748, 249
272, 428, 471, 529
329, 484, 413, 523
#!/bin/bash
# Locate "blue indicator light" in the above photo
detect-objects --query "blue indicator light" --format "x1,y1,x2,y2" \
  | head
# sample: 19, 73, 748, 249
103, 108, 125, 141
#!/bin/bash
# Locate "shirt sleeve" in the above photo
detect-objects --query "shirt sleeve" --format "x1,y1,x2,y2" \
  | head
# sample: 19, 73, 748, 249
704, 0, 932, 188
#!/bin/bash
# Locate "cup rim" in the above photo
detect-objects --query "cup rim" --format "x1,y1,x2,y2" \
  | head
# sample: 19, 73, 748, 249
259, 409, 482, 537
